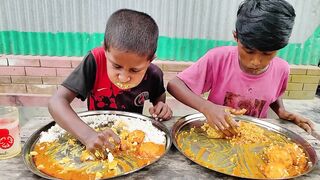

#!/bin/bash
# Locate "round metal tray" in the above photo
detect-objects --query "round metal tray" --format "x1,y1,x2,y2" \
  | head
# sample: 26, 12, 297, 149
171, 113, 318, 179
23, 110, 172, 179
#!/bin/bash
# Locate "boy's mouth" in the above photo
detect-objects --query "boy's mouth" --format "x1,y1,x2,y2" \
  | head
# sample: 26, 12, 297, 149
247, 68, 262, 74
114, 82, 136, 89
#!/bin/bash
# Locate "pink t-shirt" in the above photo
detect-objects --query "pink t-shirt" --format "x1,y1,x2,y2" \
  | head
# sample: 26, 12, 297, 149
177, 46, 289, 118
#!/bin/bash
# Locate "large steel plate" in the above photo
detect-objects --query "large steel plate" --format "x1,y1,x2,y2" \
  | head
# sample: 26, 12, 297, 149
171, 113, 318, 179
23, 110, 172, 179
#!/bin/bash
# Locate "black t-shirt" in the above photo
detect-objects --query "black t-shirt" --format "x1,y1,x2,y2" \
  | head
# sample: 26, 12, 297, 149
62, 47, 165, 114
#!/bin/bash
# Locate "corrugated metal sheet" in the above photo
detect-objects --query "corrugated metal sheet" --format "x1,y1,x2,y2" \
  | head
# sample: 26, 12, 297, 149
0, 0, 319, 65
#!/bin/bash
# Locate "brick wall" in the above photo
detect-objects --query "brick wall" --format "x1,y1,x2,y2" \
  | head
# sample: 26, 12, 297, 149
0, 56, 319, 106
0, 56, 82, 95
284, 65, 320, 99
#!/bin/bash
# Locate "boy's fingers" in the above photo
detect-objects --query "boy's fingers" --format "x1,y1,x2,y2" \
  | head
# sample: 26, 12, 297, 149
207, 120, 219, 130
225, 114, 239, 128
163, 109, 173, 120
228, 127, 238, 135
87, 143, 101, 153
299, 123, 312, 134
103, 140, 115, 150
221, 128, 233, 137
150, 104, 163, 118
154, 104, 163, 115
93, 140, 104, 151
107, 131, 121, 144
98, 132, 107, 142
306, 120, 315, 130
216, 121, 227, 131
223, 115, 233, 129
157, 104, 170, 119
229, 108, 247, 115
102, 130, 120, 144
157, 106, 167, 118
149, 107, 155, 116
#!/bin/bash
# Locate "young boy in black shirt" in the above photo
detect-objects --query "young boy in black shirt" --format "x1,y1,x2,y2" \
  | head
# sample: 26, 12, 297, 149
49, 9, 172, 152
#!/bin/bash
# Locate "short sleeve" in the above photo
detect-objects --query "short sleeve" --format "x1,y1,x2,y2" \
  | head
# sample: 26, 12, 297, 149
177, 52, 214, 95
277, 65, 290, 98
149, 64, 166, 103
62, 52, 96, 101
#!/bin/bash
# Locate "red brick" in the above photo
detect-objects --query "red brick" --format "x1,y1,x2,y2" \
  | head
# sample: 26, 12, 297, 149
0, 84, 26, 93
11, 76, 42, 84
0, 76, 11, 83
40, 59, 71, 67
26, 84, 57, 94
0, 58, 8, 66
0, 95, 13, 106
57, 68, 74, 76
42, 77, 66, 85
71, 60, 82, 68
0, 67, 25, 75
25, 67, 56, 76
8, 58, 40, 66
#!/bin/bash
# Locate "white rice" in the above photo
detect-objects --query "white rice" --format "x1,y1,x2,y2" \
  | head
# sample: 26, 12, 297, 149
113, 117, 166, 144
38, 114, 166, 145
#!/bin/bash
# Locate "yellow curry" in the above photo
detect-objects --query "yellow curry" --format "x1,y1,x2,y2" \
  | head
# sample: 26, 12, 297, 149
177, 121, 309, 179
31, 129, 165, 180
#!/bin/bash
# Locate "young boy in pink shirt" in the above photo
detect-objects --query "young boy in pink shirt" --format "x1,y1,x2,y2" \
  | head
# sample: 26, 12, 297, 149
168, 0, 314, 136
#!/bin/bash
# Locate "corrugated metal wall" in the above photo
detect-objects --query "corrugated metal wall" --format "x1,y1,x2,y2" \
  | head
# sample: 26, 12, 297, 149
0, 0, 319, 65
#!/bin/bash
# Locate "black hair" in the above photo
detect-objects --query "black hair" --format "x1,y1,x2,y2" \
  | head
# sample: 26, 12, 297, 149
104, 9, 159, 60
235, 0, 296, 51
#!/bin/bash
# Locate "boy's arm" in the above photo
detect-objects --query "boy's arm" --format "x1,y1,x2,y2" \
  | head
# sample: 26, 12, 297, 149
48, 86, 95, 144
48, 86, 119, 152
167, 77, 238, 136
153, 92, 166, 104
270, 97, 315, 133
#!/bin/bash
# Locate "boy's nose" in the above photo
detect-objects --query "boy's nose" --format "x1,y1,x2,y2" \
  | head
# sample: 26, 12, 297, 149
251, 56, 261, 66
118, 73, 130, 83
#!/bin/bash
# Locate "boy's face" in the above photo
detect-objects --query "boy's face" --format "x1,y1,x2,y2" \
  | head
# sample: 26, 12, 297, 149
105, 47, 152, 90
237, 41, 277, 75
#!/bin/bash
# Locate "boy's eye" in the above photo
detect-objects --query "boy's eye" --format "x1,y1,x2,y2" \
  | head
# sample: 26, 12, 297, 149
130, 69, 141, 73
245, 49, 255, 54
112, 64, 121, 69
263, 52, 273, 55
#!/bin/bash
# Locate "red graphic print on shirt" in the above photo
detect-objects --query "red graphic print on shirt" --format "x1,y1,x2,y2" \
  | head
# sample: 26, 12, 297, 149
89, 85, 124, 110
223, 92, 266, 117
134, 92, 149, 106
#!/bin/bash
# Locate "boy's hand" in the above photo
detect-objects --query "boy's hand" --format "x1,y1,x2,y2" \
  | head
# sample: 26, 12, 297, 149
83, 128, 120, 153
279, 110, 315, 133
149, 101, 172, 121
202, 102, 246, 137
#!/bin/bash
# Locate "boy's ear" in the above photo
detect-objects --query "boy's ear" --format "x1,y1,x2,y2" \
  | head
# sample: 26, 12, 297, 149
150, 54, 157, 62
233, 31, 238, 42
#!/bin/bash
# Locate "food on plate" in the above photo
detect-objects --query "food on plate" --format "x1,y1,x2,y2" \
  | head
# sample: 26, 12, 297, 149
260, 143, 308, 178
201, 121, 272, 145
31, 114, 166, 180
176, 120, 310, 179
